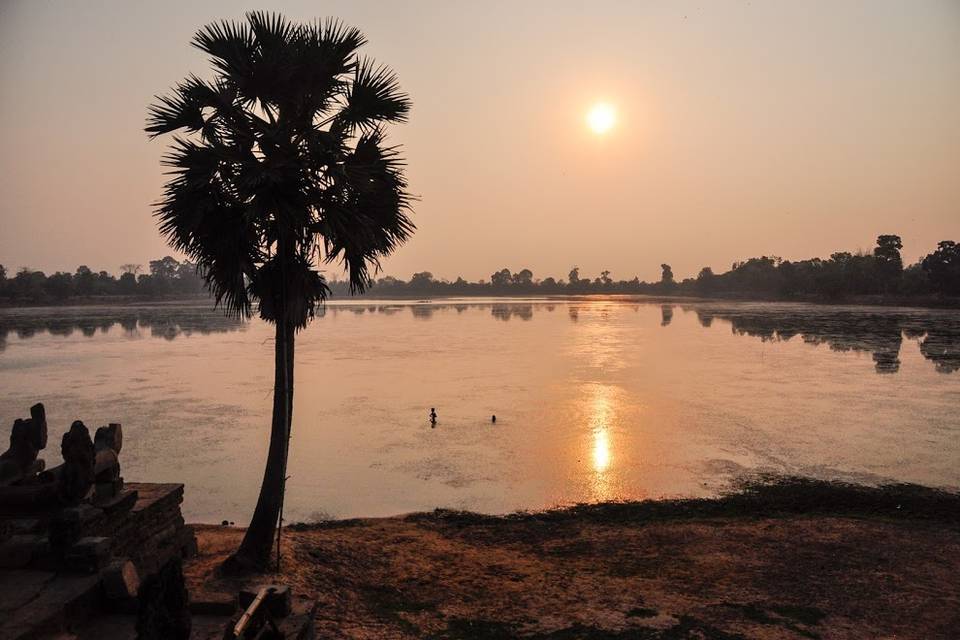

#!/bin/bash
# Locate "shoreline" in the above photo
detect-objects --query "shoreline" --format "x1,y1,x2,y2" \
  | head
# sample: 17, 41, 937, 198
185, 479, 960, 639
2, 291, 959, 310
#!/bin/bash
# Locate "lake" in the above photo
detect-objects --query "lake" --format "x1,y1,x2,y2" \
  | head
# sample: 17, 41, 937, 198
1, 298, 958, 524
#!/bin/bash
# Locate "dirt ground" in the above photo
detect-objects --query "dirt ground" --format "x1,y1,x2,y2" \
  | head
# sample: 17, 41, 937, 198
184, 481, 960, 639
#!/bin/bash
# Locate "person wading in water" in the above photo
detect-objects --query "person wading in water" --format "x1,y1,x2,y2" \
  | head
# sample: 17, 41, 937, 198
429, 408, 437, 427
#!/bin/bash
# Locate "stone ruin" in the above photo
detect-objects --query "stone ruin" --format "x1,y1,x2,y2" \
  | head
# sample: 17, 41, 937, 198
1, 404, 129, 510
0, 404, 317, 640
0, 403, 197, 639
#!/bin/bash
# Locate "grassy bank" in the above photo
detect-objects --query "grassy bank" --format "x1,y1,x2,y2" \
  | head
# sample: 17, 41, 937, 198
185, 479, 960, 639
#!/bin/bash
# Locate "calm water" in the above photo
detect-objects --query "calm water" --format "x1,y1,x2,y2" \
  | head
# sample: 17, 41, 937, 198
1, 298, 958, 523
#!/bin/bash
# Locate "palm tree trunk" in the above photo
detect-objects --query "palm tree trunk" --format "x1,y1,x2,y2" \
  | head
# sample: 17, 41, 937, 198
228, 315, 294, 571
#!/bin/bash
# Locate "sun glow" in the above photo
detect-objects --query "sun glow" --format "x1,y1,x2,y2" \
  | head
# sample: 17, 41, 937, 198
586, 102, 616, 134
590, 385, 613, 474
593, 428, 611, 472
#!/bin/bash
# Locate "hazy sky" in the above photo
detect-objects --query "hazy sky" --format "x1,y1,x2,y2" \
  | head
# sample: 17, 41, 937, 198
1, 1, 958, 283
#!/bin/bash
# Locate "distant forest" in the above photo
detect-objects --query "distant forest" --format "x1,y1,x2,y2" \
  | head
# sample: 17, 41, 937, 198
331, 235, 958, 301
1, 235, 958, 305
0, 256, 205, 302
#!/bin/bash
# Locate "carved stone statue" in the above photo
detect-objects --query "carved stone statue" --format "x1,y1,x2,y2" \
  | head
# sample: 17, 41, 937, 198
0, 408, 126, 510
55, 421, 97, 505
94, 423, 124, 501
0, 403, 47, 486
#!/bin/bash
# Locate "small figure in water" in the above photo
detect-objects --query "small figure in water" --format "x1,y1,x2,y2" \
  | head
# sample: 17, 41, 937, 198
429, 408, 437, 427
491, 415, 497, 424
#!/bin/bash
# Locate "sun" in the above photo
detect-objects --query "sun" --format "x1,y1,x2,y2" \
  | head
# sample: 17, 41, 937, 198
586, 102, 616, 134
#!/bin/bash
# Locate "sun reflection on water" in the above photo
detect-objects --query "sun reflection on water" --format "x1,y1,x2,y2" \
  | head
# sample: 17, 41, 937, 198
593, 427, 611, 472
588, 384, 616, 500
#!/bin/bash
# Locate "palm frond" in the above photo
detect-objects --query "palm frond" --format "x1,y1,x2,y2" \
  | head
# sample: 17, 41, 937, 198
191, 19, 255, 82
247, 11, 296, 50
336, 58, 410, 132
317, 131, 414, 293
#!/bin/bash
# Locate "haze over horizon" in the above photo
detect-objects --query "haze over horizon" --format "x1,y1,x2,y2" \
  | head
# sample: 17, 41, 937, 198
2, 0, 958, 283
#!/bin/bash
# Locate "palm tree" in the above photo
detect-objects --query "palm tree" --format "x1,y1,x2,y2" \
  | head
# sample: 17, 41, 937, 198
146, 11, 413, 571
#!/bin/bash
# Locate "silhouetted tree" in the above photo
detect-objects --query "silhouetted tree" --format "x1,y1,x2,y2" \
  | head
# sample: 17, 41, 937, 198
149, 256, 180, 281
660, 264, 673, 284
695, 267, 716, 294
874, 235, 903, 269
491, 268, 511, 287
659, 263, 675, 292
874, 234, 903, 292
12, 268, 46, 300
45, 272, 74, 299
409, 271, 434, 290
94, 271, 116, 295
118, 272, 138, 294
73, 265, 94, 296
901, 262, 931, 295
147, 11, 412, 570
568, 266, 580, 285
922, 241, 960, 295
120, 263, 142, 276
512, 268, 533, 286
173, 261, 203, 294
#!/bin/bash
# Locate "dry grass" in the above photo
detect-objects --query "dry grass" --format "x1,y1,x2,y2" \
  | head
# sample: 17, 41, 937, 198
184, 480, 960, 639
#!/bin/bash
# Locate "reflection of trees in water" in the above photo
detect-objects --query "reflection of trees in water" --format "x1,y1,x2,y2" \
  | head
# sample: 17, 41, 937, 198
410, 305, 436, 320
14, 302, 948, 376
661, 305, 674, 327
692, 306, 960, 375
322, 302, 545, 321
916, 332, 960, 373
376, 305, 402, 315
491, 304, 533, 321
0, 306, 246, 349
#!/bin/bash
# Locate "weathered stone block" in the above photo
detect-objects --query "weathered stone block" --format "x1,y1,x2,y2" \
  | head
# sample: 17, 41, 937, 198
64, 536, 111, 573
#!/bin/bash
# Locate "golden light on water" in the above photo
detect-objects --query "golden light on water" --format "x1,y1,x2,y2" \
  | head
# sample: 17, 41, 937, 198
588, 384, 615, 500
586, 102, 616, 134
593, 427, 611, 472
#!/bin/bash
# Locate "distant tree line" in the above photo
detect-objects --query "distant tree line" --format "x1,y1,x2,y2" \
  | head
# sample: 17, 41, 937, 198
2, 235, 958, 305
0, 256, 205, 303
327, 235, 960, 300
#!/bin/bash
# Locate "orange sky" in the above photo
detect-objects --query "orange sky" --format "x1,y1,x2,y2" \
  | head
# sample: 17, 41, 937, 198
1, 1, 958, 282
